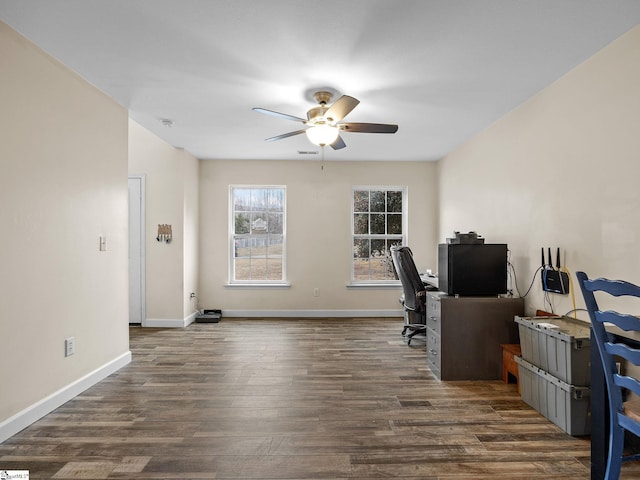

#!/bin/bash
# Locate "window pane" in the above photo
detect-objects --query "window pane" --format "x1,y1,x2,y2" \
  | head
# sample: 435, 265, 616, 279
370, 257, 388, 280
251, 188, 269, 210
354, 213, 368, 235
268, 235, 283, 255
370, 191, 385, 212
268, 212, 283, 234
353, 258, 370, 280
234, 237, 247, 257
234, 188, 251, 210
371, 239, 386, 258
388, 238, 402, 251
234, 257, 250, 280
354, 190, 369, 212
251, 213, 268, 233
354, 238, 369, 258
250, 257, 267, 279
387, 214, 402, 235
234, 213, 250, 234
387, 191, 402, 212
370, 214, 385, 234
269, 189, 284, 211
388, 240, 401, 279
267, 258, 282, 280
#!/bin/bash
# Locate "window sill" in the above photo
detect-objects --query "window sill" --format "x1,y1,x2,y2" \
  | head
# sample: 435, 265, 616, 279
225, 282, 291, 288
347, 282, 402, 288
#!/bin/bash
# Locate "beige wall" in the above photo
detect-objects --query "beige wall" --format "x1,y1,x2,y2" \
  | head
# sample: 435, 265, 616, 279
128, 120, 200, 325
199, 159, 438, 315
439, 25, 640, 317
182, 150, 200, 319
0, 22, 130, 433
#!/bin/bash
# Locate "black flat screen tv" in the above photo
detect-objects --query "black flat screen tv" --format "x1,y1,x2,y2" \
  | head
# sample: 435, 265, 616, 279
438, 243, 507, 296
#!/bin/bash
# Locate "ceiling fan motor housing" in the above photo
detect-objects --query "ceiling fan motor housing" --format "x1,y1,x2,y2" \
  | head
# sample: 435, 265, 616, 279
307, 106, 329, 123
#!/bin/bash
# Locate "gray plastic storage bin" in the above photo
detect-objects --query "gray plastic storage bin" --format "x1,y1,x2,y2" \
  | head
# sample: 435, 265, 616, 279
515, 315, 591, 386
515, 356, 590, 436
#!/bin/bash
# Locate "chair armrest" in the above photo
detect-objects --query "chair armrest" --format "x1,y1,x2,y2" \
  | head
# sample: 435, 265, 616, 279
417, 290, 427, 305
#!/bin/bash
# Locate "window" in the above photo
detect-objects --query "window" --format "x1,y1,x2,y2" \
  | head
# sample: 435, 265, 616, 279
352, 186, 406, 282
230, 186, 286, 283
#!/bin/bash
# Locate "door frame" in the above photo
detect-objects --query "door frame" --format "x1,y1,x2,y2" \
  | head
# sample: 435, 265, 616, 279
128, 175, 147, 326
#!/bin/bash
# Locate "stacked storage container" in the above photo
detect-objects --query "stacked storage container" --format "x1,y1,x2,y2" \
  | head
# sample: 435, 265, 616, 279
514, 316, 591, 435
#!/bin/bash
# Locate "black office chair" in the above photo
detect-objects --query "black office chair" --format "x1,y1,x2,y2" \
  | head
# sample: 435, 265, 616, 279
577, 271, 640, 479
390, 246, 427, 345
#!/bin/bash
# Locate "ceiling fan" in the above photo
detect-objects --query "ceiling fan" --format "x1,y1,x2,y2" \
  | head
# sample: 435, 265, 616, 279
252, 90, 398, 150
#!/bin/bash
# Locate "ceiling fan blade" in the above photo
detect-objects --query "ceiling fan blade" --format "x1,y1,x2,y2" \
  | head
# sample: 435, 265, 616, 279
340, 122, 398, 134
253, 107, 306, 123
330, 135, 346, 150
324, 95, 360, 123
264, 129, 307, 142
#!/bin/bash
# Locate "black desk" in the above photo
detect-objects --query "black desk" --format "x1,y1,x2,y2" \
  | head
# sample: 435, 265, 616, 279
590, 327, 640, 479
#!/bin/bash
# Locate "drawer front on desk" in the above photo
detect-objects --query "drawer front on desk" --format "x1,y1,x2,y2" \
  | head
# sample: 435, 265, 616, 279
427, 312, 441, 335
427, 359, 441, 379
426, 294, 442, 335
427, 327, 441, 377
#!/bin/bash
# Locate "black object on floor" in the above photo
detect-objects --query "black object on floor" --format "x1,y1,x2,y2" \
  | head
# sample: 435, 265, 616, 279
196, 309, 221, 323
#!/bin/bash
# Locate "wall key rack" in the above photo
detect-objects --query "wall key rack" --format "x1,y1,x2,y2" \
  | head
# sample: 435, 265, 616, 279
157, 224, 172, 243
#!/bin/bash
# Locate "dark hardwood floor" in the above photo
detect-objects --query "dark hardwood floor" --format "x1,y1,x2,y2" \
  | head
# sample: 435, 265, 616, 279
0, 318, 597, 479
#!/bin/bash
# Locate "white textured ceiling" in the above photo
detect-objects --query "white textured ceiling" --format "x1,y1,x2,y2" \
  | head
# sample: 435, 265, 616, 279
2, 1, 640, 161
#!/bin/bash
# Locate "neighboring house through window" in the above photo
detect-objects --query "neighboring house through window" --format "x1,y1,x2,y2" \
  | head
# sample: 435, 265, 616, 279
352, 186, 407, 282
230, 186, 286, 283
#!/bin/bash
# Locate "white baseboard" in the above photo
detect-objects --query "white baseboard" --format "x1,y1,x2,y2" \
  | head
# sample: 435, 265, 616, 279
222, 309, 404, 318
0, 351, 131, 443
184, 311, 198, 326
145, 311, 198, 328
146, 310, 401, 324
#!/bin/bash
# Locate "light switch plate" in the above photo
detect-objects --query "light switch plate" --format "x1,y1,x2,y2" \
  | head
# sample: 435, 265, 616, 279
65, 337, 75, 357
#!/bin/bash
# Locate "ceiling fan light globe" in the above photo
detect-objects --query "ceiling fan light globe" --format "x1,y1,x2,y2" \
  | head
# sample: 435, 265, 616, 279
305, 125, 339, 147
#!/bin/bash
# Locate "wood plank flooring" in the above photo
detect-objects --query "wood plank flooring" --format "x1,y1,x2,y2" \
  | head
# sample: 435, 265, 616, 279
0, 318, 597, 479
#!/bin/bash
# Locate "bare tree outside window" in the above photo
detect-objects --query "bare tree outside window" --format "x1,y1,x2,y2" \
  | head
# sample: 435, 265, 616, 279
352, 187, 406, 282
231, 186, 285, 282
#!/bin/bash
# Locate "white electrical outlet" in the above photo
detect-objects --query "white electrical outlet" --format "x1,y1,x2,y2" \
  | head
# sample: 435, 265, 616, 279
313, 288, 320, 297
65, 337, 75, 357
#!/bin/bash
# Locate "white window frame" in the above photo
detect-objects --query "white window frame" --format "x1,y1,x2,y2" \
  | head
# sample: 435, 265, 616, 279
228, 185, 288, 285
351, 185, 407, 285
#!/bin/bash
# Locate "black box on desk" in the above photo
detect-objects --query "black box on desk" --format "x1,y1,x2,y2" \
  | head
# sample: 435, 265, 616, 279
437, 243, 507, 296
196, 309, 221, 323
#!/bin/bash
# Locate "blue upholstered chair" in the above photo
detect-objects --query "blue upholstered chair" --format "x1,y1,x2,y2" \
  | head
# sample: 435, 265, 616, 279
577, 271, 640, 479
